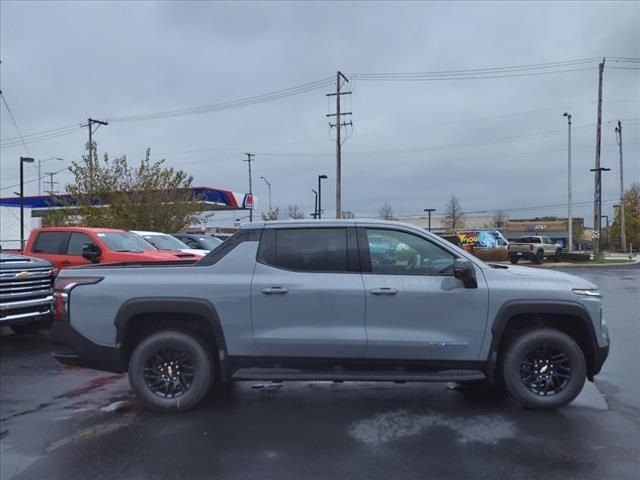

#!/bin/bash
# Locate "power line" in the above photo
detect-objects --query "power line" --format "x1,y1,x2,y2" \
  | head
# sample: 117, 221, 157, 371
0, 164, 71, 192
0, 92, 31, 155
107, 77, 335, 123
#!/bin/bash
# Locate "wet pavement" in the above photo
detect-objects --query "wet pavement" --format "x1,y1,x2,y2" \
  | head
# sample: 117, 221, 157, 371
1, 265, 638, 480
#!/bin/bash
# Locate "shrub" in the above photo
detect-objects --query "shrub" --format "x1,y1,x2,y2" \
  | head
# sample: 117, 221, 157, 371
473, 248, 509, 262
561, 252, 591, 262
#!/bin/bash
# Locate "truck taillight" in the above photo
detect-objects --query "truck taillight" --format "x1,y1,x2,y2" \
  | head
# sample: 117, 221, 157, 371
53, 277, 102, 321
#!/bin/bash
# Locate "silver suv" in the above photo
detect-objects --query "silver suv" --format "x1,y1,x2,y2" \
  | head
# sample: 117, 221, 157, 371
50, 219, 609, 412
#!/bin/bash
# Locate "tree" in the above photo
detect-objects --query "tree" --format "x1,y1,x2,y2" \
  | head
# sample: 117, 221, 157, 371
493, 209, 508, 228
287, 204, 305, 219
262, 207, 280, 221
46, 147, 204, 231
378, 202, 395, 220
610, 182, 640, 251
443, 195, 465, 232
341, 211, 356, 219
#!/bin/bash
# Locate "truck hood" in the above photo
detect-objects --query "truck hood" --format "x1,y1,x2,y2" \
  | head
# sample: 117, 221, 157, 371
0, 252, 54, 269
109, 250, 199, 262
490, 264, 598, 289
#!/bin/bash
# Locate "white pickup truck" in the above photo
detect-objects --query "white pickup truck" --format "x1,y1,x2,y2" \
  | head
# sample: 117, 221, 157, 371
508, 236, 562, 264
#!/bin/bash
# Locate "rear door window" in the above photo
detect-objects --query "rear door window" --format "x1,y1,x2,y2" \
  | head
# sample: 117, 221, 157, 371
32, 231, 70, 254
259, 228, 350, 273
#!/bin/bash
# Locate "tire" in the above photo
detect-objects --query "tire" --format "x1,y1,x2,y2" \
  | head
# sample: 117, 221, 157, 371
502, 328, 586, 410
510, 256, 519, 264
533, 249, 544, 264
553, 249, 562, 262
128, 330, 214, 412
10, 322, 43, 335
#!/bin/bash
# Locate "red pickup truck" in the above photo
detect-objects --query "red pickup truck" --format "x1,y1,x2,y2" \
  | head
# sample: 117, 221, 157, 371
21, 227, 199, 270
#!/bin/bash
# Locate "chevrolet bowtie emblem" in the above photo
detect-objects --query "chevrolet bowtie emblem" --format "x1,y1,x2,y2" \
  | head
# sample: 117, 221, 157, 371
16, 271, 31, 280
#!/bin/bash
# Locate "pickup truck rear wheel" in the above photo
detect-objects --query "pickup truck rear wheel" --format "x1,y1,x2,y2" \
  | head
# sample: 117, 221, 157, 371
553, 248, 562, 262
533, 250, 544, 264
509, 255, 519, 264
128, 330, 213, 412
502, 328, 586, 410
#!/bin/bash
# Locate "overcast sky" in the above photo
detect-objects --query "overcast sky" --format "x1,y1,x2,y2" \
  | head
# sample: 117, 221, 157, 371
1, 0, 638, 226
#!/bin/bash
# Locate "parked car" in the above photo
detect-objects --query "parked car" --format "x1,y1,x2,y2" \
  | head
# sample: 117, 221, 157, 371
1, 252, 55, 334
51, 219, 608, 412
172, 233, 222, 251
22, 227, 199, 270
212, 233, 233, 242
132, 230, 208, 256
508, 236, 562, 264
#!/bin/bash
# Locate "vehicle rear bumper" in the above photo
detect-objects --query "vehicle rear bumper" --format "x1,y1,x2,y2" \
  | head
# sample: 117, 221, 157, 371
50, 321, 125, 373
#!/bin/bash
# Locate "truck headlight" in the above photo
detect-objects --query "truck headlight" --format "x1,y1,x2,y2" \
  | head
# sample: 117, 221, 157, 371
572, 288, 602, 298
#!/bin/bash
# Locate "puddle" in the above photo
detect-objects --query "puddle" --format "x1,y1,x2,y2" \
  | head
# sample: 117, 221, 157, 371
349, 409, 515, 447
55, 375, 123, 399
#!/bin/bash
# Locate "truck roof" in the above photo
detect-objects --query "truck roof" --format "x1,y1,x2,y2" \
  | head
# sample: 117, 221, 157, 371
32, 226, 129, 233
240, 218, 422, 230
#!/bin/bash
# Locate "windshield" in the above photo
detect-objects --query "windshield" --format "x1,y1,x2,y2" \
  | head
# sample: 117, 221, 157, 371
98, 232, 156, 252
193, 236, 222, 249
140, 234, 190, 250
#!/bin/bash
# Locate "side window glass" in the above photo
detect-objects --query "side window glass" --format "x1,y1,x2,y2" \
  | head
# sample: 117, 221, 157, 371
366, 229, 455, 276
260, 228, 349, 272
67, 233, 94, 255
33, 232, 69, 254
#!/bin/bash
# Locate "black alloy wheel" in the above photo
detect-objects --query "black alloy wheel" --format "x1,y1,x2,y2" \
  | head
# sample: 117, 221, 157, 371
520, 344, 571, 396
143, 348, 196, 399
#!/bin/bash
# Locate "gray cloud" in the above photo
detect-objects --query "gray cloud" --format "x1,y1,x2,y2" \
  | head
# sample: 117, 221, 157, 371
1, 0, 638, 225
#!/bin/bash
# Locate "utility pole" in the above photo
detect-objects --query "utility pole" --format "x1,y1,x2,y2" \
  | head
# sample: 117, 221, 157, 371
615, 120, 626, 252
37, 160, 42, 196
244, 153, 255, 222
44, 172, 59, 195
327, 71, 352, 218
592, 58, 605, 257
82, 118, 108, 193
563, 112, 573, 252
424, 208, 436, 232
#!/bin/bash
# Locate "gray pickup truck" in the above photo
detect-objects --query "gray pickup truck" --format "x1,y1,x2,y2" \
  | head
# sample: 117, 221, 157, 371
51, 219, 609, 412
1, 252, 55, 334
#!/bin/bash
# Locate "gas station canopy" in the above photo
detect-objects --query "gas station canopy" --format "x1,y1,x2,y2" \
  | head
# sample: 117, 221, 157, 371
0, 187, 255, 218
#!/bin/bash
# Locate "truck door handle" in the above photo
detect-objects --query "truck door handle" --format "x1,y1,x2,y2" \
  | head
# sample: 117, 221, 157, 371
369, 287, 398, 295
261, 287, 289, 295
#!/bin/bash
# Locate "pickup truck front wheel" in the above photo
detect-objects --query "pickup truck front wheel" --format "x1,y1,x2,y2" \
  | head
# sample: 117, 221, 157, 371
128, 330, 213, 412
502, 328, 586, 410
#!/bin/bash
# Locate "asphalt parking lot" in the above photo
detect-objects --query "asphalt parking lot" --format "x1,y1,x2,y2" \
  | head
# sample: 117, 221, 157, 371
1, 265, 638, 480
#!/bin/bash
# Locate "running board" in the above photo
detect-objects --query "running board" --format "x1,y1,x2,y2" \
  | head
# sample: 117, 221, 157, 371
232, 369, 485, 383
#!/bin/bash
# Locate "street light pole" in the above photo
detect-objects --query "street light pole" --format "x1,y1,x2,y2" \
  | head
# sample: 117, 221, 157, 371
19, 157, 35, 249
318, 175, 328, 219
424, 208, 436, 232
260, 176, 272, 211
563, 112, 573, 252
311, 189, 318, 219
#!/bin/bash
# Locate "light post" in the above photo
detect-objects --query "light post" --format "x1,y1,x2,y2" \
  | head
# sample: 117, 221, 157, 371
260, 176, 272, 211
311, 189, 318, 219
563, 112, 573, 252
318, 175, 328, 219
424, 208, 436, 232
19, 157, 35, 249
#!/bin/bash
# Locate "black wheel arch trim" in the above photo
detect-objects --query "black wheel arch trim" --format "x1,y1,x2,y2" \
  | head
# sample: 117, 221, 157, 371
114, 297, 229, 379
488, 300, 602, 377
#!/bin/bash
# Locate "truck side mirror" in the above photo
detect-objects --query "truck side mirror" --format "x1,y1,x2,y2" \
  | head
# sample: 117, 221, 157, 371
453, 258, 478, 289
81, 244, 102, 263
